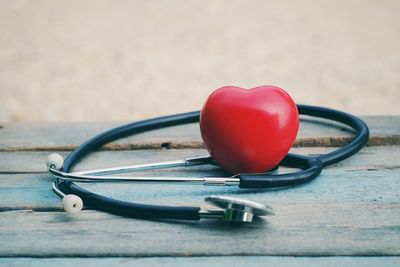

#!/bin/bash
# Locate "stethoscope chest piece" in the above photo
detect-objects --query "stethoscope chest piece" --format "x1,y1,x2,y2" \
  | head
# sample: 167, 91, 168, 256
205, 196, 274, 223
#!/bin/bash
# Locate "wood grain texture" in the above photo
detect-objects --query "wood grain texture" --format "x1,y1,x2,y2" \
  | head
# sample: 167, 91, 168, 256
1, 164, 399, 211
0, 116, 398, 151
1, 257, 400, 267
2, 146, 399, 174
1, 203, 399, 257
0, 146, 399, 211
0, 119, 399, 262
0, 146, 399, 257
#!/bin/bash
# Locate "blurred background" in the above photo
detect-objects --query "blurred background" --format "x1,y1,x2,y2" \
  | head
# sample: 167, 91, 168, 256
0, 0, 399, 122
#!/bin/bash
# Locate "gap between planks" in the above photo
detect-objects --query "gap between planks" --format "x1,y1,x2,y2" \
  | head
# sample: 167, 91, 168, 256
0, 256, 400, 267
0, 116, 399, 151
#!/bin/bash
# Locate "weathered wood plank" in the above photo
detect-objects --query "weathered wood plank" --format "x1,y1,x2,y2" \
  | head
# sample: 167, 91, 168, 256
0, 120, 398, 260
1, 256, 399, 267
0, 203, 399, 257
1, 146, 399, 174
0, 116, 398, 151
1, 166, 399, 210
0, 147, 399, 210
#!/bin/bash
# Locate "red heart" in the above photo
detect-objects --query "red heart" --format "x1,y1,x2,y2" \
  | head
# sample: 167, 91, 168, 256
200, 85, 299, 174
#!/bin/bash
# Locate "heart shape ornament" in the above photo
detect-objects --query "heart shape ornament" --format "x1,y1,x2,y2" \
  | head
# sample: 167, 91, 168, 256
200, 85, 299, 174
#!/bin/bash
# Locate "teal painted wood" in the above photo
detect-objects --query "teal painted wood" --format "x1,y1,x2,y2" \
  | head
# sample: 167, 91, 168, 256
0, 118, 399, 260
0, 147, 399, 210
1, 257, 400, 267
0, 116, 399, 151
1, 166, 399, 210
0, 147, 399, 257
1, 203, 399, 257
1, 146, 398, 174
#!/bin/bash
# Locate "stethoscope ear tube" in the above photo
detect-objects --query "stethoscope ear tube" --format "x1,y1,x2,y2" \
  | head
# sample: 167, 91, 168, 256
239, 154, 323, 188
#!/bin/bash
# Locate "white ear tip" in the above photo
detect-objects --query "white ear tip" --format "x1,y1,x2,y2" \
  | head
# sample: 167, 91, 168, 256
62, 194, 83, 214
46, 153, 64, 170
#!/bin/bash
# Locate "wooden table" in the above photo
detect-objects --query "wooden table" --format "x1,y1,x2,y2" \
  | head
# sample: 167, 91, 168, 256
1, 116, 399, 266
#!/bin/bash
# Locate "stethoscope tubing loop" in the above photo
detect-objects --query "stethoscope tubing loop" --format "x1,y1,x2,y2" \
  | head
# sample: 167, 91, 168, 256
49, 104, 369, 221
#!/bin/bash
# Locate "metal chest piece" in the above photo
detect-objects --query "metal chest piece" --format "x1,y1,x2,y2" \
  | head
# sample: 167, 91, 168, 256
205, 196, 274, 223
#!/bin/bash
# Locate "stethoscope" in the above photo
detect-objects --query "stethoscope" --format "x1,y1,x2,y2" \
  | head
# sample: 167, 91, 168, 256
46, 104, 369, 223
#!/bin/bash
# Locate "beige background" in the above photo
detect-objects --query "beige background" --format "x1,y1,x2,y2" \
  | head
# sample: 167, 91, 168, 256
0, 0, 399, 122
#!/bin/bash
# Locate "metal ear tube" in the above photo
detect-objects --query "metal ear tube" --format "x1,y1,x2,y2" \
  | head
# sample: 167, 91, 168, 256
47, 154, 83, 214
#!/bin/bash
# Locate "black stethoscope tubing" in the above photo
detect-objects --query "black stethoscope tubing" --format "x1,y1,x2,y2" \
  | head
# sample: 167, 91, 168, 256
55, 104, 369, 220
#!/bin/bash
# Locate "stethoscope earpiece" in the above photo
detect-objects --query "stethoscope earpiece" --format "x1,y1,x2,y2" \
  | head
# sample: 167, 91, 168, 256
46, 153, 64, 171
52, 182, 83, 214
62, 194, 83, 214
